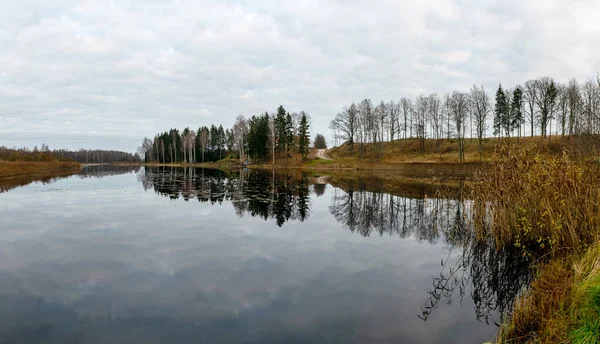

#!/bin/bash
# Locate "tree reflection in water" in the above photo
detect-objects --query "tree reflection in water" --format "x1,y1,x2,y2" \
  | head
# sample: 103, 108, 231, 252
138, 166, 532, 325
328, 181, 533, 327
140, 166, 311, 226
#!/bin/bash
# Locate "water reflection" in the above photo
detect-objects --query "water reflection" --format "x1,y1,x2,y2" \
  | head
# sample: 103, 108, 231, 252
0, 165, 533, 343
78, 164, 141, 178
140, 167, 311, 226
138, 166, 532, 326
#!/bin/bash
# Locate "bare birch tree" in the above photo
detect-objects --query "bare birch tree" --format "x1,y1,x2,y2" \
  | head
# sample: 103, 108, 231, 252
469, 85, 491, 161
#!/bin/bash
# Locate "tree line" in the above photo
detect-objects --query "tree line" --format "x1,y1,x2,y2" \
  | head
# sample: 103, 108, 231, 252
54, 149, 141, 163
0, 145, 140, 163
329, 75, 600, 161
140, 105, 314, 164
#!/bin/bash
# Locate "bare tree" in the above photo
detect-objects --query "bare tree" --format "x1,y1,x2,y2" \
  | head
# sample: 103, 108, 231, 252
523, 80, 538, 137
534, 77, 558, 138
448, 92, 469, 162
331, 103, 359, 151
359, 99, 375, 158
469, 85, 491, 161
233, 115, 248, 163
414, 95, 428, 152
556, 83, 569, 142
269, 114, 277, 165
582, 78, 600, 134
199, 128, 209, 163
566, 78, 581, 136
140, 137, 153, 162
428, 94, 442, 154
400, 98, 412, 140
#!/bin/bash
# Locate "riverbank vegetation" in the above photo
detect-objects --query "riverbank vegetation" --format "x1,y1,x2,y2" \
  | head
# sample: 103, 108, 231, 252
471, 143, 600, 343
0, 147, 81, 191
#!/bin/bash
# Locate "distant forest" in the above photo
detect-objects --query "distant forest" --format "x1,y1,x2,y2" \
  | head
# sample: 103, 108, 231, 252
140, 105, 312, 164
0, 145, 141, 163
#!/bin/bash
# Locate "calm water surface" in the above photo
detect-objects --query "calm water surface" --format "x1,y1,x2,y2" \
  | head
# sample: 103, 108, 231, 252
0, 166, 530, 343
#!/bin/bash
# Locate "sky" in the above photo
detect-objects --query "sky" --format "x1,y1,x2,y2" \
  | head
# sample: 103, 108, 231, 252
1, 0, 599, 152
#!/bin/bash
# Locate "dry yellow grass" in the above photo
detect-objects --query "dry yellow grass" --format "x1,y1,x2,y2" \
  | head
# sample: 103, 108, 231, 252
329, 135, 571, 164
0, 161, 80, 178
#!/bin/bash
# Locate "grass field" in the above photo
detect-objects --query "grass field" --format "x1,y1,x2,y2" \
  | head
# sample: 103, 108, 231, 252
0, 161, 81, 178
328, 135, 572, 163
0, 161, 81, 193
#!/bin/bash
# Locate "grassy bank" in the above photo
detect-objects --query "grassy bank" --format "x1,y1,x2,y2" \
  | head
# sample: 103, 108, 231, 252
329, 135, 572, 164
0, 161, 81, 178
0, 161, 81, 193
471, 145, 600, 343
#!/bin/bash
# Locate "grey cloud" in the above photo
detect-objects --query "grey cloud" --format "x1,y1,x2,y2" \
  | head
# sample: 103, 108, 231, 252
1, 0, 599, 151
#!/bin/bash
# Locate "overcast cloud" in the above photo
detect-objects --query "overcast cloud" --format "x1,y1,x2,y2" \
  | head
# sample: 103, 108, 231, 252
1, 0, 599, 151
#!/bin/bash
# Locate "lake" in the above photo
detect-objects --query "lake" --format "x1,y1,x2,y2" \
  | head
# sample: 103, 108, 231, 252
0, 165, 531, 343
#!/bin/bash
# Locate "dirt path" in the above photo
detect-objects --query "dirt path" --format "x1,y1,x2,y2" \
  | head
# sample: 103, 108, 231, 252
315, 149, 332, 160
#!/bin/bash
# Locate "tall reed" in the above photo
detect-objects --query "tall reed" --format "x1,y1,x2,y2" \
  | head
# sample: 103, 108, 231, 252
473, 144, 600, 259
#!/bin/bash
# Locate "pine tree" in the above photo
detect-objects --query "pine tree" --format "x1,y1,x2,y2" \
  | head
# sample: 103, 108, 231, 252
298, 112, 310, 160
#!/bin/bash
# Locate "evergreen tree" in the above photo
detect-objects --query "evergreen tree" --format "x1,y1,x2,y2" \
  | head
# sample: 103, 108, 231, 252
275, 105, 287, 152
247, 114, 270, 160
314, 134, 327, 149
210, 125, 218, 160
217, 125, 225, 159
511, 87, 523, 137
298, 112, 310, 160
494, 84, 508, 137
285, 112, 294, 157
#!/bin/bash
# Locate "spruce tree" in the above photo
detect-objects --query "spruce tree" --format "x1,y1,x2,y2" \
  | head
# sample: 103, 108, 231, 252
494, 84, 508, 138
285, 112, 294, 156
276, 106, 287, 152
298, 113, 310, 160
511, 87, 523, 137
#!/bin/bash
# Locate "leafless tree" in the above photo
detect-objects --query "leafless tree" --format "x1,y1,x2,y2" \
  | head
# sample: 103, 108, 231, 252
414, 95, 428, 152
359, 99, 375, 158
566, 78, 581, 136
448, 92, 469, 162
469, 85, 491, 161
400, 98, 412, 139
556, 84, 569, 142
331, 103, 359, 151
199, 128, 209, 163
233, 115, 248, 163
523, 80, 538, 137
581, 78, 600, 134
534, 77, 558, 138
139, 137, 153, 162
428, 94, 442, 153
269, 114, 277, 165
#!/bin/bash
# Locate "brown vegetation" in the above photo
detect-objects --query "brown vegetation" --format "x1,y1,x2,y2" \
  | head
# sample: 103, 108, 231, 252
0, 161, 81, 178
329, 135, 569, 164
470, 143, 600, 343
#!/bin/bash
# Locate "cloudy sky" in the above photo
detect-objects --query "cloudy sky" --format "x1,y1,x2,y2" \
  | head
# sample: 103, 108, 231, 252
1, 0, 599, 152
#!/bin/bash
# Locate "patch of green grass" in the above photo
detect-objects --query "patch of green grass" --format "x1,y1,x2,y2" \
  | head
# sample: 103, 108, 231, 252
306, 158, 334, 166
571, 282, 600, 344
